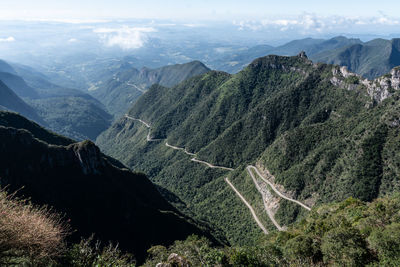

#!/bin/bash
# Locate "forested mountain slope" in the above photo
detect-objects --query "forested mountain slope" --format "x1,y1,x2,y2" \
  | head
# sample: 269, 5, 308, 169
92, 61, 210, 117
0, 59, 112, 140
97, 53, 400, 245
0, 81, 42, 123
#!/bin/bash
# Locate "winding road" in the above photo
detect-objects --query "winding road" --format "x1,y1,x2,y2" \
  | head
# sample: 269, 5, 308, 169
124, 115, 162, 142
125, 115, 151, 128
225, 178, 268, 234
247, 166, 311, 211
191, 158, 234, 171
126, 82, 146, 93
124, 114, 311, 233
248, 168, 284, 231
166, 142, 196, 156
165, 143, 234, 171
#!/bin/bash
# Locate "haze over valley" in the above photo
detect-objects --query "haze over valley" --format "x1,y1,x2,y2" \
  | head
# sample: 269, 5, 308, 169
1, 1, 400, 266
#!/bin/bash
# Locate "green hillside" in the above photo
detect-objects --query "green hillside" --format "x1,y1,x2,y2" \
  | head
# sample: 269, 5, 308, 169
0, 71, 39, 98
0, 59, 113, 140
28, 96, 112, 140
143, 194, 400, 266
0, 110, 74, 145
0, 81, 43, 123
97, 53, 400, 246
92, 61, 210, 117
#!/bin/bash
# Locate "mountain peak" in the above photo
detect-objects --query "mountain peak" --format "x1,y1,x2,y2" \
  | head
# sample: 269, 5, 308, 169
69, 140, 104, 175
297, 51, 308, 58
248, 53, 313, 73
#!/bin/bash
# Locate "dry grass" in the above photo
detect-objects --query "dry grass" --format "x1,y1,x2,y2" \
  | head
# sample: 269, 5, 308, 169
0, 188, 69, 265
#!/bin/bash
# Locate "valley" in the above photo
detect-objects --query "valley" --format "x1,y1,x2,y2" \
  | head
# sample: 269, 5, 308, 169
124, 114, 310, 234
1, 13, 400, 264
97, 52, 400, 253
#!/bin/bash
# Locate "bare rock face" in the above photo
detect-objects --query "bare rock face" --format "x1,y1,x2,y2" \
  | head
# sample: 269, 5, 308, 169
69, 140, 105, 175
365, 67, 400, 102
331, 66, 400, 103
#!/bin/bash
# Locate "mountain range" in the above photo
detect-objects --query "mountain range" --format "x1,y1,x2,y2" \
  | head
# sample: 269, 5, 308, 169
91, 61, 211, 117
211, 36, 400, 80
0, 80, 42, 123
0, 59, 112, 140
2, 33, 400, 265
97, 53, 400, 247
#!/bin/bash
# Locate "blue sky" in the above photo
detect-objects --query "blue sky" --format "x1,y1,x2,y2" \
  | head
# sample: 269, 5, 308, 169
1, 0, 400, 20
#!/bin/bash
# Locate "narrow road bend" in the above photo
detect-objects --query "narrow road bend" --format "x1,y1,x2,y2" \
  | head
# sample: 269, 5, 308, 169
225, 178, 268, 234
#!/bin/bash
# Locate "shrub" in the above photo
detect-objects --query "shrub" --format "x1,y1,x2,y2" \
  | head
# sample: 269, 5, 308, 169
368, 223, 400, 266
344, 76, 360, 85
321, 226, 368, 266
65, 235, 135, 267
0, 188, 68, 265
283, 234, 320, 263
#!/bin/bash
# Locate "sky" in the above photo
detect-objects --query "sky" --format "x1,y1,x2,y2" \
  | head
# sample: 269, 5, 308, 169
1, 0, 400, 20
1, 0, 400, 57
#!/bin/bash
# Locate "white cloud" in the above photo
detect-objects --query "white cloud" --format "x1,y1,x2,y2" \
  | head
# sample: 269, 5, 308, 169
0, 36, 15, 43
234, 13, 400, 33
93, 26, 156, 49
68, 38, 78, 43
372, 12, 400, 25
19, 18, 110, 24
183, 24, 204, 27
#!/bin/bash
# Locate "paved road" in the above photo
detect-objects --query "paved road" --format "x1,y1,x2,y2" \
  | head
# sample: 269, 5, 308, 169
191, 158, 234, 171
126, 82, 146, 93
166, 142, 196, 156
225, 178, 268, 234
166, 142, 233, 170
247, 167, 283, 231
125, 115, 151, 128
124, 115, 161, 142
124, 115, 311, 233
247, 166, 311, 211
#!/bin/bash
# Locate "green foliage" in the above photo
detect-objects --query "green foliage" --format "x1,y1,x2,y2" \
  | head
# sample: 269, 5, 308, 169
261, 93, 399, 204
92, 61, 210, 117
143, 194, 400, 267
0, 110, 74, 145
28, 96, 112, 140
65, 236, 135, 267
283, 235, 319, 263
321, 226, 368, 266
368, 223, 400, 266
98, 53, 400, 246
0, 80, 42, 123
352, 125, 387, 201
143, 235, 226, 267
344, 75, 360, 84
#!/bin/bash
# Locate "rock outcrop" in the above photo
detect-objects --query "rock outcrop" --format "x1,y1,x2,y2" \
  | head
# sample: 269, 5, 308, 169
331, 65, 400, 103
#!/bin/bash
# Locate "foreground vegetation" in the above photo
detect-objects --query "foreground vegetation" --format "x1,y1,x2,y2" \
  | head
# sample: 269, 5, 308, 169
0, 188, 135, 266
0, 111, 213, 264
3, 185, 400, 266
144, 194, 400, 267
